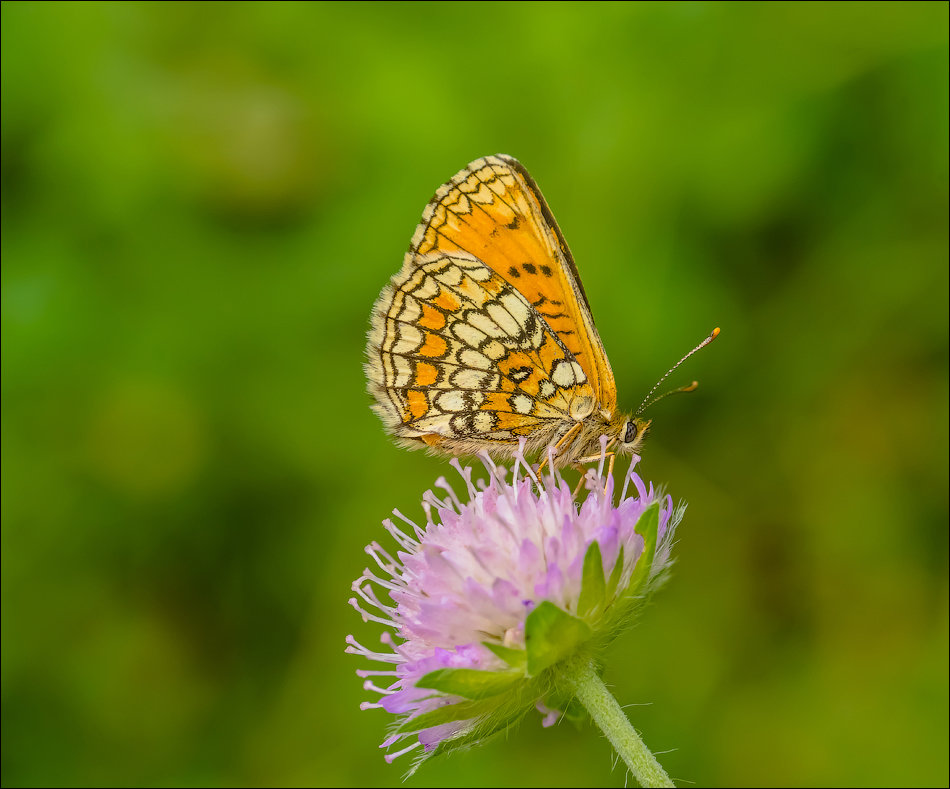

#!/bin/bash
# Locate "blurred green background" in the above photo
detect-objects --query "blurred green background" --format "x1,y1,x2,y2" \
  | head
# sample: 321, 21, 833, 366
2, 2, 947, 786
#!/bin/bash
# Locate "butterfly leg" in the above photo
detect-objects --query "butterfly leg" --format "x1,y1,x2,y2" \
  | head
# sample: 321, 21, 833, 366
570, 467, 587, 498
571, 452, 616, 497
537, 421, 583, 475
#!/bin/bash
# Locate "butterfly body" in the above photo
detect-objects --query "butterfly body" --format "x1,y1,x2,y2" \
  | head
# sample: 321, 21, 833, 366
366, 155, 648, 468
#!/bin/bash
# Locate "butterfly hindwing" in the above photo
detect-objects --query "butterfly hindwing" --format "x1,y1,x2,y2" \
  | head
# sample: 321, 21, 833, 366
366, 252, 596, 450
406, 154, 618, 413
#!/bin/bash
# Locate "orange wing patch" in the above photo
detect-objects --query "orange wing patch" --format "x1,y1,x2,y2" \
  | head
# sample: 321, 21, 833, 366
407, 155, 617, 413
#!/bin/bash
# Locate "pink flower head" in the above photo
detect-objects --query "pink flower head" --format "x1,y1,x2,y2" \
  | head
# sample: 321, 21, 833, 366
346, 438, 682, 768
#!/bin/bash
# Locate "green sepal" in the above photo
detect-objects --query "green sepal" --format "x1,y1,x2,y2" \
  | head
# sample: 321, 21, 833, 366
578, 540, 606, 618
482, 642, 527, 671
394, 697, 495, 733
416, 667, 523, 700
626, 501, 659, 597
525, 601, 593, 676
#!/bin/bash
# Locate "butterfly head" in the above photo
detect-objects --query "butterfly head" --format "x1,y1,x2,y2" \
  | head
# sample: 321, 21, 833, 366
613, 414, 651, 456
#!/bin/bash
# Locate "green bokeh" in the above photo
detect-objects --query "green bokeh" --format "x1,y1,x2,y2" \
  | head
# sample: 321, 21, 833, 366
2, 2, 947, 786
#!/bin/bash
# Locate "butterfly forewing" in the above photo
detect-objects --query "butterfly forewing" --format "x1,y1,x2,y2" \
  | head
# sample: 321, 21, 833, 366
407, 154, 617, 412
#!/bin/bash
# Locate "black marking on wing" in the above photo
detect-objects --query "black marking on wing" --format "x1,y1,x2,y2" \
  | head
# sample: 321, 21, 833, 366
508, 366, 533, 383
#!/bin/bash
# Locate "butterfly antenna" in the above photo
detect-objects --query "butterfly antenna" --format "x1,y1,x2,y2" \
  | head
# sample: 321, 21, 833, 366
634, 327, 720, 417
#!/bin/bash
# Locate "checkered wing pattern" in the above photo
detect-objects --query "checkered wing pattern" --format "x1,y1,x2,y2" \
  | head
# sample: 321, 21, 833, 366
366, 155, 615, 455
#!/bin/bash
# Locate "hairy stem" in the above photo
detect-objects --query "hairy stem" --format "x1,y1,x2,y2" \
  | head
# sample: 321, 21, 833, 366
562, 659, 675, 787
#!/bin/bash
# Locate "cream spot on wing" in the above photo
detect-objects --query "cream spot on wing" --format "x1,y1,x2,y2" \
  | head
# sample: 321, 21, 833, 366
539, 380, 556, 398
551, 359, 577, 387
473, 412, 494, 432
448, 414, 470, 435
483, 341, 506, 361
435, 266, 463, 287
570, 395, 594, 420
511, 394, 533, 415
452, 322, 487, 348
453, 193, 471, 215
485, 177, 507, 198
459, 349, 491, 369
457, 277, 490, 307
412, 275, 440, 300
525, 322, 544, 349
450, 368, 487, 388
468, 312, 506, 338
486, 303, 521, 337
392, 356, 413, 387
500, 293, 531, 327
391, 324, 423, 355
396, 296, 421, 324
409, 413, 454, 433
466, 264, 493, 282
435, 392, 466, 412
470, 183, 495, 205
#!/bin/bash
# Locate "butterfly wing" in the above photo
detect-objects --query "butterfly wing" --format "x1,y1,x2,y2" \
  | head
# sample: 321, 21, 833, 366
406, 154, 617, 413
366, 251, 596, 453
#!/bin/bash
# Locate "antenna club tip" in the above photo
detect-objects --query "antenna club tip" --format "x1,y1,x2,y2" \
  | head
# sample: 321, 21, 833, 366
711, 327, 721, 338
684, 380, 699, 392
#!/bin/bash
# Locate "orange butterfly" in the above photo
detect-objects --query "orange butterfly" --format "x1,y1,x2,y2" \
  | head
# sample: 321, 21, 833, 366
365, 154, 717, 468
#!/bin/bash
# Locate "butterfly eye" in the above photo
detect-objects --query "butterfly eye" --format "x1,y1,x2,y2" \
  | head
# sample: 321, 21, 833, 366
623, 421, 638, 444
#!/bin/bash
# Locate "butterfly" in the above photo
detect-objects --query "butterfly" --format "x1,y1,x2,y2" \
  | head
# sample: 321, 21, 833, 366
365, 154, 717, 469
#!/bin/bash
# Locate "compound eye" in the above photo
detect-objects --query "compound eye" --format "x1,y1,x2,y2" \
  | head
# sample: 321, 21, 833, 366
623, 421, 638, 444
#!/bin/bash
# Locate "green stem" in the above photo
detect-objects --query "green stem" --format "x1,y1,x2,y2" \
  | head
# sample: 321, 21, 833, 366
562, 659, 675, 787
